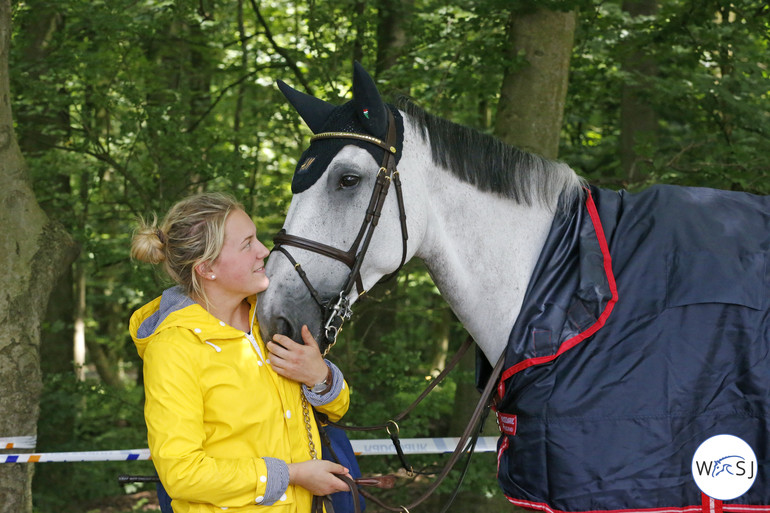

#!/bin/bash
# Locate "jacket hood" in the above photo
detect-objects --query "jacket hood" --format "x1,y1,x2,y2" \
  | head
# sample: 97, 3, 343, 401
130, 286, 256, 359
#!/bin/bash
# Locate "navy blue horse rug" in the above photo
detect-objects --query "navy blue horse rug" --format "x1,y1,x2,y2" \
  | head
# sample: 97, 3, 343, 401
489, 184, 769, 513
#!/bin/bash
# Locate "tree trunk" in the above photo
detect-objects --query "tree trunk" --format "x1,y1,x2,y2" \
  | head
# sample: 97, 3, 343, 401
620, 0, 658, 183
351, 1, 366, 65
446, 348, 480, 436
0, 1, 78, 511
375, 0, 413, 77
428, 306, 450, 377
73, 263, 87, 380
12, 1, 66, 157
494, 7, 577, 159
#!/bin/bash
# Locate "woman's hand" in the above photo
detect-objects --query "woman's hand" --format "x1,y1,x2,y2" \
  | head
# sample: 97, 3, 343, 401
288, 459, 351, 496
267, 325, 329, 387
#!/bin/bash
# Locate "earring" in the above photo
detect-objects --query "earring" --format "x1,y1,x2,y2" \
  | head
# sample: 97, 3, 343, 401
210, 275, 216, 280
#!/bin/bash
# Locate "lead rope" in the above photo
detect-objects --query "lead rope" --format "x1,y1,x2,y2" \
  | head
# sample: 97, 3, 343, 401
304, 392, 328, 513
319, 335, 475, 478
304, 391, 364, 513
358, 353, 504, 513
302, 393, 318, 460
303, 393, 323, 513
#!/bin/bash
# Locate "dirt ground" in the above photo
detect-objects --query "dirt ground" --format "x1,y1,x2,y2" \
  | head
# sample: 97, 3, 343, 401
80, 490, 162, 513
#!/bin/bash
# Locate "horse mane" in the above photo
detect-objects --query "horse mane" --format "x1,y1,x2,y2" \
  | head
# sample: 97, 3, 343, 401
395, 97, 584, 210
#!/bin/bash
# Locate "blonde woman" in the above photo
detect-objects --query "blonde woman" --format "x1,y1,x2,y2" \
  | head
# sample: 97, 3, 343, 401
130, 192, 351, 513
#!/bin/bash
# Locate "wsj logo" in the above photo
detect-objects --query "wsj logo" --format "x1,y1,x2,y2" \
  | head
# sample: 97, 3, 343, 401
694, 455, 755, 479
692, 435, 758, 500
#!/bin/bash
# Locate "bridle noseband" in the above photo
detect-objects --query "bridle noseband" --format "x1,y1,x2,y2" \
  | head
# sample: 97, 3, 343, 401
272, 110, 408, 353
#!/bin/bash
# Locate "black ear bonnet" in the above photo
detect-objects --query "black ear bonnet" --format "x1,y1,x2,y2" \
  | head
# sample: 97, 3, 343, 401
277, 63, 404, 194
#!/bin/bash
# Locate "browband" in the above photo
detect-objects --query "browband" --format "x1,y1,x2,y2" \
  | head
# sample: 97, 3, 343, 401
310, 132, 397, 154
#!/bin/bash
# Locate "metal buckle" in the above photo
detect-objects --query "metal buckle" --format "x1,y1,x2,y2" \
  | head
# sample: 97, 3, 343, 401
323, 292, 353, 353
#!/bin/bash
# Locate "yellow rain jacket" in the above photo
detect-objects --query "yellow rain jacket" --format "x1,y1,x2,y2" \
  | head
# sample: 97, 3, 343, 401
130, 287, 350, 513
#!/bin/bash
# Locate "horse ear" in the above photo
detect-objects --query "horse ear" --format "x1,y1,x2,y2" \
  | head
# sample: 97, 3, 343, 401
277, 80, 336, 134
352, 61, 388, 138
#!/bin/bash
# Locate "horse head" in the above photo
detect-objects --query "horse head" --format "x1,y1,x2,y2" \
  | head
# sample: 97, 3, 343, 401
259, 62, 580, 362
257, 62, 429, 351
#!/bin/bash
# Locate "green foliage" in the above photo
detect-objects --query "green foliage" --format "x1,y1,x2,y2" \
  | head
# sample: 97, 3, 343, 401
33, 373, 154, 512
8, 0, 769, 510
563, 0, 770, 193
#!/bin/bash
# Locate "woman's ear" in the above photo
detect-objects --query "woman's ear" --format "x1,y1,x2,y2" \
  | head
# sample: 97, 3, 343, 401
195, 262, 213, 279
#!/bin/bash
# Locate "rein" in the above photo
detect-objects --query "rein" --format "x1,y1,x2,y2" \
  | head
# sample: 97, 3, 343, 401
272, 109, 408, 353
320, 336, 475, 473
317, 335, 505, 513
361, 352, 505, 513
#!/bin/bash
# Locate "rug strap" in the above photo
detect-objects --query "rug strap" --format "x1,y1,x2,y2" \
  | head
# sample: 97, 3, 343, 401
701, 493, 723, 513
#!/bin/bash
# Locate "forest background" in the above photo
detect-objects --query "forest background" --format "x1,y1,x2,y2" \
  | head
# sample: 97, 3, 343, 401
1, 0, 768, 512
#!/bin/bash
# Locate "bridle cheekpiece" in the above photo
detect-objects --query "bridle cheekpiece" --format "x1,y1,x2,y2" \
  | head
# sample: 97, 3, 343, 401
271, 109, 408, 354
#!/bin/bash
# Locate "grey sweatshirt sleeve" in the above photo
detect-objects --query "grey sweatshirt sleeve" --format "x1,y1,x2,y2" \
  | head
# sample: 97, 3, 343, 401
258, 457, 290, 505
302, 360, 344, 407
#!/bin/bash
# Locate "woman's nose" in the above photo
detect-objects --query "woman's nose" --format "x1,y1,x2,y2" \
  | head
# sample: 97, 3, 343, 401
257, 241, 270, 259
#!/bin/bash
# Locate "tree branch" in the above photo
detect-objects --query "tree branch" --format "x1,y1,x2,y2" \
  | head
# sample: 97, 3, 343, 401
248, 0, 314, 94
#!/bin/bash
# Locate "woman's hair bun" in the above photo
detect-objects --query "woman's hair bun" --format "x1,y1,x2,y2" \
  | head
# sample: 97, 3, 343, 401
130, 217, 166, 264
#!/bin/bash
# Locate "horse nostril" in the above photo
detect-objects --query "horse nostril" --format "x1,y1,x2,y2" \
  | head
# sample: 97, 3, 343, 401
274, 317, 294, 341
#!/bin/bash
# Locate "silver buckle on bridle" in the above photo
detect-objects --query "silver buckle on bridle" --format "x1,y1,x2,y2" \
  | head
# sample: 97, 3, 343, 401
323, 292, 353, 354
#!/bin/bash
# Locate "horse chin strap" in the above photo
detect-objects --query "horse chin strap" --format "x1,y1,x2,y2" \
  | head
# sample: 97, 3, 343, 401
272, 109, 408, 353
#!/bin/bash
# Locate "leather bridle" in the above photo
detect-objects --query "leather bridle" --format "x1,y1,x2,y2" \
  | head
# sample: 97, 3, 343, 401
273, 109, 508, 512
272, 109, 408, 354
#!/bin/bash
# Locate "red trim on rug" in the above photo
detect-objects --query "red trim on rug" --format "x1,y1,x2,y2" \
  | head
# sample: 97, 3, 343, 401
496, 434, 509, 475
499, 189, 619, 390
505, 496, 770, 513
702, 494, 724, 513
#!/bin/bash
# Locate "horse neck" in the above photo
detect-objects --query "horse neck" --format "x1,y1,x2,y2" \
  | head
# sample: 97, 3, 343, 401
414, 162, 557, 365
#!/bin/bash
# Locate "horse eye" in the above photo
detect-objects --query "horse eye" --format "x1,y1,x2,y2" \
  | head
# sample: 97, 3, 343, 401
339, 174, 360, 189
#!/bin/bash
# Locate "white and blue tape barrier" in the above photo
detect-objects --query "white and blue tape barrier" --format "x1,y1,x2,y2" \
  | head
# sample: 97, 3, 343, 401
0, 436, 499, 463
1, 436, 37, 449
